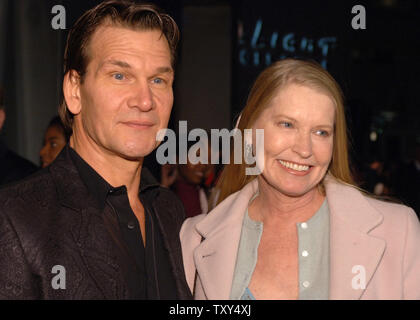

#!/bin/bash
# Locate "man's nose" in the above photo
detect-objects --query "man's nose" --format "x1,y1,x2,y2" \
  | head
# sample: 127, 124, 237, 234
127, 80, 153, 111
292, 131, 312, 159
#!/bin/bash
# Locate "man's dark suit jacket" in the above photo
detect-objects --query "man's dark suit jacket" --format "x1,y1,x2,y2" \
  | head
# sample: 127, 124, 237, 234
0, 147, 192, 299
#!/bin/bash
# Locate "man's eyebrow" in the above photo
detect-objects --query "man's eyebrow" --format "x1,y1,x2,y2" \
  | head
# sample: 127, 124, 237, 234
98, 61, 173, 75
99, 59, 132, 70
154, 66, 173, 74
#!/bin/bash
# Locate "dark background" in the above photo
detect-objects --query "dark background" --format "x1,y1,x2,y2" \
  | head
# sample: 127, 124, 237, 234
0, 0, 419, 209
234, 0, 420, 167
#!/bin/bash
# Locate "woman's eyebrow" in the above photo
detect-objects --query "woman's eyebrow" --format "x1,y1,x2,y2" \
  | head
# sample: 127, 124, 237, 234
273, 114, 334, 128
272, 114, 296, 121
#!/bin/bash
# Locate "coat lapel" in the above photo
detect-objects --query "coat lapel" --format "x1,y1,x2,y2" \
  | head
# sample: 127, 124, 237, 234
325, 177, 386, 299
50, 146, 128, 298
193, 179, 259, 299
152, 191, 193, 300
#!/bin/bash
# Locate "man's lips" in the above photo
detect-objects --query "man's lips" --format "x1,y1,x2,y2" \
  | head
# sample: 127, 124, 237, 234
121, 121, 155, 129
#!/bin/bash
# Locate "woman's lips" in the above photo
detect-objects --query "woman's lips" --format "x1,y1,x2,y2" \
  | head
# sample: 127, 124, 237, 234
277, 159, 313, 176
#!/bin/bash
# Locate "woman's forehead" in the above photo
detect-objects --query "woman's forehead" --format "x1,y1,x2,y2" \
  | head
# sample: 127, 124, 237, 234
257, 84, 336, 122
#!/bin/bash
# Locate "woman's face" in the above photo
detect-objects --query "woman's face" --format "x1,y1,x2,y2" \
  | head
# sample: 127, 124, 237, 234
252, 83, 335, 198
40, 125, 67, 168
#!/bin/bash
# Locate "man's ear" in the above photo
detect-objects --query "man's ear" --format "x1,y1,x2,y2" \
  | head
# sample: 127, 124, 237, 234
63, 70, 82, 115
0, 109, 5, 131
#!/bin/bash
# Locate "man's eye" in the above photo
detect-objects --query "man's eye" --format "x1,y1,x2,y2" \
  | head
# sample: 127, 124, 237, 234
50, 142, 58, 148
113, 73, 125, 80
153, 78, 164, 84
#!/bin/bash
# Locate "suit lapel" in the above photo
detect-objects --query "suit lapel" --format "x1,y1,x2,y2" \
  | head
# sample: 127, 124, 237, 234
152, 192, 192, 300
50, 146, 127, 298
325, 177, 385, 299
75, 206, 129, 299
193, 180, 258, 299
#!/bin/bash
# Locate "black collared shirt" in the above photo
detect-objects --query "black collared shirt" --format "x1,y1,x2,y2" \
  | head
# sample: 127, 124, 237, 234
69, 147, 177, 299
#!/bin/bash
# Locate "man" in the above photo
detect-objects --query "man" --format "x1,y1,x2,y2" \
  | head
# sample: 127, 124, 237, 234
0, 1, 191, 299
0, 86, 38, 186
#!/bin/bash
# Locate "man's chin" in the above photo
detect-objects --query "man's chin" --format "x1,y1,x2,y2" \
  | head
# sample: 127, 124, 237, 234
117, 144, 156, 161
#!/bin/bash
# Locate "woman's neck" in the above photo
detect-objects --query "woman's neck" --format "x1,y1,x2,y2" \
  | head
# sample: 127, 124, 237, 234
248, 177, 325, 226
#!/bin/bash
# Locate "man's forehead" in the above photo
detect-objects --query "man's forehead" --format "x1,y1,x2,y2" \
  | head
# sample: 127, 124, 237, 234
98, 59, 173, 75
86, 24, 171, 65
90, 24, 169, 49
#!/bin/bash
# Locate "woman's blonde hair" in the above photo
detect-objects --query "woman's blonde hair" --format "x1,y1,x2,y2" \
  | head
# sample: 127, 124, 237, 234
216, 58, 355, 204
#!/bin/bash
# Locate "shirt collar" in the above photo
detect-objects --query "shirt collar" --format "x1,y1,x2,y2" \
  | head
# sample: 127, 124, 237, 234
68, 146, 160, 210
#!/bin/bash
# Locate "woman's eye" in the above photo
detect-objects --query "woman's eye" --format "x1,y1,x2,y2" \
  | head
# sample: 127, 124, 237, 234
315, 130, 330, 137
50, 142, 57, 148
113, 73, 125, 80
279, 121, 293, 128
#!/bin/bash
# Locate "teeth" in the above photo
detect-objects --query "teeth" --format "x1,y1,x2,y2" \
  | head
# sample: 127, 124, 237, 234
279, 160, 310, 172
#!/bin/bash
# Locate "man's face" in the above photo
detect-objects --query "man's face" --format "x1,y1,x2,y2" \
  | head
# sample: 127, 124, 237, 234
74, 26, 174, 160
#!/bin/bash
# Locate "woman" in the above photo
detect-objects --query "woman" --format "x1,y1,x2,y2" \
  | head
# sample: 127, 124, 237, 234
180, 59, 420, 300
40, 116, 70, 168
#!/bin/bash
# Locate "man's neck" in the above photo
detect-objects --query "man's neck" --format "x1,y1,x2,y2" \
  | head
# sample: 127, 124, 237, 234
69, 135, 143, 199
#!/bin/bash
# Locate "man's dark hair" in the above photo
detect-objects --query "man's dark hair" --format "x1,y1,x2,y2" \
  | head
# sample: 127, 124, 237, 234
59, 0, 180, 134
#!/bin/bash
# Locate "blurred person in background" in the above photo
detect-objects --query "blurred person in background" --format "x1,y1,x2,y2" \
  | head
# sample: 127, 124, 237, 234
362, 157, 392, 196
161, 139, 218, 217
40, 115, 70, 168
396, 143, 420, 218
0, 86, 38, 186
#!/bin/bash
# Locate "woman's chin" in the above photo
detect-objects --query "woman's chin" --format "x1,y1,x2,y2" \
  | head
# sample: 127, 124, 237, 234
269, 181, 316, 198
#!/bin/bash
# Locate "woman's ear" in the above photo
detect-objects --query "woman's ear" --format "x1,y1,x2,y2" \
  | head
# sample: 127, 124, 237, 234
63, 70, 82, 115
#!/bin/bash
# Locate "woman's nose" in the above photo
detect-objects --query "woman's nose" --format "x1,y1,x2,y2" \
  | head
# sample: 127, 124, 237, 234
292, 132, 312, 159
